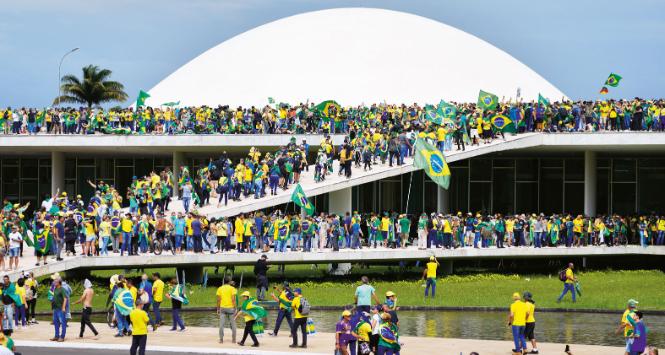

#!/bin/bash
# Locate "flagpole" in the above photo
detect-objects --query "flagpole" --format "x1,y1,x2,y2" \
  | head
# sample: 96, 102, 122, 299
405, 171, 414, 214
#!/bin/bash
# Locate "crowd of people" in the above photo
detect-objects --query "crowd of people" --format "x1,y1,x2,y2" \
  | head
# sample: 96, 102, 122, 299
2, 98, 665, 136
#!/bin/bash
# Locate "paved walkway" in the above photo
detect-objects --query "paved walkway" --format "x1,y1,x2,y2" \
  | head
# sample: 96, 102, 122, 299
13, 322, 623, 355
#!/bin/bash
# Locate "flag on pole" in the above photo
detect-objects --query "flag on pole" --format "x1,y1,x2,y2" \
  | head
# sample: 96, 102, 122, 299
268, 97, 275, 104
491, 114, 517, 133
599, 87, 609, 95
136, 90, 151, 107
437, 100, 457, 123
477, 90, 499, 110
291, 184, 315, 216
161, 101, 180, 107
424, 105, 441, 125
311, 100, 340, 118
413, 138, 450, 189
538, 94, 550, 107
604, 73, 622, 87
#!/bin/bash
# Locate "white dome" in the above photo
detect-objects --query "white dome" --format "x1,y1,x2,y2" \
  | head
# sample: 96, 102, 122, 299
146, 8, 565, 107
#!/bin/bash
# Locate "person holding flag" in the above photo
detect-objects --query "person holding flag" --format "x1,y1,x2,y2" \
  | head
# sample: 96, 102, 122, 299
234, 291, 266, 347
165, 277, 187, 332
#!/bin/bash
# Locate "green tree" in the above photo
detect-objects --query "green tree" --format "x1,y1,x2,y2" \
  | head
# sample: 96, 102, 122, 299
54, 65, 128, 107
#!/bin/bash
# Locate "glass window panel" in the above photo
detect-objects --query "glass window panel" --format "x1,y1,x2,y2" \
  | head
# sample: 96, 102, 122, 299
2, 165, 19, 201
612, 183, 636, 214
516, 182, 538, 213
356, 182, 375, 213
564, 182, 584, 215
134, 158, 154, 179
39, 166, 52, 200
77, 158, 95, 166
597, 158, 610, 168
638, 168, 665, 214
449, 159, 468, 167
597, 168, 609, 215
539, 168, 563, 214
540, 159, 563, 168
516, 159, 538, 181
469, 182, 491, 214
612, 159, 636, 182
564, 159, 584, 182
115, 167, 134, 206
424, 181, 438, 214
403, 171, 423, 215
39, 158, 51, 167
470, 159, 491, 181
21, 180, 38, 200
449, 167, 468, 213
638, 159, 665, 168
77, 166, 96, 201
493, 159, 514, 168
64, 179, 76, 198
21, 159, 38, 178
65, 159, 76, 179
2, 159, 18, 166
492, 168, 514, 214
96, 158, 115, 180
380, 180, 401, 213
116, 158, 134, 167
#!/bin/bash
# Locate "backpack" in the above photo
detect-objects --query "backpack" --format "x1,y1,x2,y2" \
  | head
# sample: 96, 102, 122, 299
558, 269, 567, 282
298, 297, 311, 316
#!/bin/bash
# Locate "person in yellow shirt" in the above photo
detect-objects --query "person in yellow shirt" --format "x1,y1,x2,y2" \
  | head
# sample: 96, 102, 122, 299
523, 292, 538, 354
557, 262, 577, 303
508, 292, 529, 353
617, 299, 639, 353
129, 301, 150, 355
216, 277, 237, 343
422, 256, 439, 298
290, 288, 307, 348
234, 214, 245, 251
148, 273, 165, 328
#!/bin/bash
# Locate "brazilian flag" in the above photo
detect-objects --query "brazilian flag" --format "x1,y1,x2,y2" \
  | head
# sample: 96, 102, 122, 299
241, 297, 267, 320
413, 138, 450, 189
437, 100, 457, 119
477, 90, 498, 110
113, 289, 134, 316
311, 100, 340, 118
605, 73, 622, 87
291, 183, 315, 216
491, 115, 517, 133
424, 105, 441, 125
135, 90, 151, 107
33, 229, 53, 255
538, 94, 550, 107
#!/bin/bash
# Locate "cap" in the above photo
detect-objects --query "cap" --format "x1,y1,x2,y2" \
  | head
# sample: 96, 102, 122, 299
628, 299, 639, 307
294, 288, 302, 294
260, 254, 268, 259
241, 291, 251, 297
523, 291, 533, 300
512, 292, 521, 300
385, 291, 395, 297
429, 256, 436, 261
342, 310, 352, 317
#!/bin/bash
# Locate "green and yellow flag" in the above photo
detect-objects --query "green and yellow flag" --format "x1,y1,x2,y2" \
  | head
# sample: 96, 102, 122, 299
413, 138, 450, 189
604, 73, 622, 87
491, 114, 517, 133
136, 90, 151, 107
477, 90, 499, 111
437, 100, 457, 119
311, 100, 340, 118
538, 94, 550, 107
291, 183, 315, 216
424, 105, 441, 125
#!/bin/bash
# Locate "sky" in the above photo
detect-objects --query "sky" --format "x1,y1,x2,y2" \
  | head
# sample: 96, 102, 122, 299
1, 0, 664, 107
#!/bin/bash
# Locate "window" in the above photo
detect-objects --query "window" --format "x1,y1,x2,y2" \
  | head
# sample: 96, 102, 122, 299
470, 159, 491, 181
469, 182, 491, 214
564, 182, 584, 214
612, 159, 636, 182
564, 159, 584, 182
539, 167, 563, 214
516, 182, 538, 213
612, 183, 636, 214
448, 167, 468, 213
516, 159, 538, 181
493, 168, 514, 214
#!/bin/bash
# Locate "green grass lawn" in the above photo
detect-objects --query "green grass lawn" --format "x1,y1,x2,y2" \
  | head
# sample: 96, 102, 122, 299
33, 267, 665, 313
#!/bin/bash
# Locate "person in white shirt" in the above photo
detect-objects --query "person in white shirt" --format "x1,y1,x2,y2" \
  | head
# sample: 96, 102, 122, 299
8, 226, 23, 271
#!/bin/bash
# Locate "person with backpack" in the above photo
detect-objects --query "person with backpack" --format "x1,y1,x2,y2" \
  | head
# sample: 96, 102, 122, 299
269, 282, 294, 336
556, 263, 577, 303
289, 288, 309, 348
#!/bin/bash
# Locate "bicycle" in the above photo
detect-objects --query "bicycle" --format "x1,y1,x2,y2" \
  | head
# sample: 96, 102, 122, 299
152, 233, 176, 255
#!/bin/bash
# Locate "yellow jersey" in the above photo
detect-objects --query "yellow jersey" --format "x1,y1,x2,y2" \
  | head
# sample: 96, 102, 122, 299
510, 300, 528, 326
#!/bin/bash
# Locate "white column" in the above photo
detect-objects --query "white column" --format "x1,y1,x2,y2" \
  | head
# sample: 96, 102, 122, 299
328, 187, 352, 215
437, 187, 449, 214
51, 151, 65, 196
172, 151, 184, 197
584, 151, 597, 216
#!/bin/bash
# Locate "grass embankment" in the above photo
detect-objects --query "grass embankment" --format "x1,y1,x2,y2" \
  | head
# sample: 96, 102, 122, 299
34, 266, 665, 313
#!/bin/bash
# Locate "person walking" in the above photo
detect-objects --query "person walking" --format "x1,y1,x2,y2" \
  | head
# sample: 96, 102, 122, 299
290, 288, 308, 348
556, 263, 577, 303
129, 300, 150, 355
72, 279, 98, 338
50, 278, 67, 342
422, 256, 439, 298
216, 277, 237, 344
235, 291, 261, 347
165, 278, 186, 332
253, 254, 269, 301
151, 273, 165, 326
354, 276, 381, 314
523, 291, 539, 354
508, 292, 529, 354
617, 299, 639, 355
269, 282, 294, 336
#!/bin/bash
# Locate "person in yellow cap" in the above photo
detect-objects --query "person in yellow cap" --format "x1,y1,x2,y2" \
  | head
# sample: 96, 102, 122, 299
508, 292, 529, 354
422, 256, 439, 298
385, 291, 398, 311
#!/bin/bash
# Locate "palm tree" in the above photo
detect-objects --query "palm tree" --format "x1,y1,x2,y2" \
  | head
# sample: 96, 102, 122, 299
54, 65, 128, 107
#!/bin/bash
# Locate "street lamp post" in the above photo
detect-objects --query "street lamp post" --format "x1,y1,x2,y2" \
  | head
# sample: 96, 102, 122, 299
57, 47, 79, 106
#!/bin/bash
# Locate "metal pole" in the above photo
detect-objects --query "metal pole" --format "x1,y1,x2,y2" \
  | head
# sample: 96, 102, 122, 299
405, 171, 414, 214
57, 47, 79, 106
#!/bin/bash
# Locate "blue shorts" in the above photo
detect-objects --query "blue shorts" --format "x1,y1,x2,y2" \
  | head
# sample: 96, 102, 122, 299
8, 248, 19, 257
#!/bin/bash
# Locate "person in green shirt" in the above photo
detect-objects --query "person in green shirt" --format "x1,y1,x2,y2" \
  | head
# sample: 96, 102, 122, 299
50, 278, 68, 342
398, 215, 411, 248
417, 213, 428, 250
